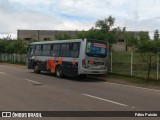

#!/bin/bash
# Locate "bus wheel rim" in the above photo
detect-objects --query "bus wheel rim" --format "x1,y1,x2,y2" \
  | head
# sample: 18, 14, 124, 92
34, 66, 38, 71
57, 68, 61, 77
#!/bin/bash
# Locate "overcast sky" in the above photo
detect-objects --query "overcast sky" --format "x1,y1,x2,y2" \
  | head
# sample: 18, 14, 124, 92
0, 0, 160, 38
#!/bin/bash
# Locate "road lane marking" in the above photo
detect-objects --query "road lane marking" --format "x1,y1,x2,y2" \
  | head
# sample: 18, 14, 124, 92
23, 78, 42, 85
83, 94, 128, 107
0, 72, 6, 75
105, 82, 160, 92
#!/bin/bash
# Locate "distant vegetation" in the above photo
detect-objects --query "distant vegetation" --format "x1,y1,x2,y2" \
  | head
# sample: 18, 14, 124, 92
55, 33, 73, 40
0, 39, 39, 54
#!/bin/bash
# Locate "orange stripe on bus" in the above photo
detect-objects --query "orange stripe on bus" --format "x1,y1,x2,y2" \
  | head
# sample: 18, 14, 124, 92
52, 57, 57, 72
58, 57, 63, 65
46, 57, 63, 73
46, 57, 57, 73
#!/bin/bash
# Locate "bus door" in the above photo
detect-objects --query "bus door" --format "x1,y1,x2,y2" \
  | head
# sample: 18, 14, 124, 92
27, 45, 34, 69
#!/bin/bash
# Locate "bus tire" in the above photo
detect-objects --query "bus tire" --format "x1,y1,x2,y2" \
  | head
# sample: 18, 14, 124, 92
56, 66, 62, 78
34, 65, 41, 74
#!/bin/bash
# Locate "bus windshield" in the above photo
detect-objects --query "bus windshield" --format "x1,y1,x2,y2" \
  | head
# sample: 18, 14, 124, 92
86, 41, 107, 57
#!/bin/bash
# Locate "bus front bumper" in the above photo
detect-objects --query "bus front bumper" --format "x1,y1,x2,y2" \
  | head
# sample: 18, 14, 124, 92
79, 68, 107, 75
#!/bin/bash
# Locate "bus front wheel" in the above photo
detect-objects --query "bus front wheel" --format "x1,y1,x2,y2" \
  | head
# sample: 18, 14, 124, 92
56, 66, 62, 78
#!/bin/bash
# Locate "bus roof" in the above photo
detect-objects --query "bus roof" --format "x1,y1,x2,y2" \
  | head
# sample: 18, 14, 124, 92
30, 39, 84, 45
29, 39, 108, 45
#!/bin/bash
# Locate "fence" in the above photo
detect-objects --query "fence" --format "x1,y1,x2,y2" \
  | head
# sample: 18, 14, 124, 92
0, 53, 159, 80
108, 52, 159, 80
0, 53, 27, 64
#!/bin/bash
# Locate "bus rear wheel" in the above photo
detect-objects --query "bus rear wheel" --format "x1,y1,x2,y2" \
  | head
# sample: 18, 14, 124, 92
56, 66, 62, 78
34, 65, 41, 74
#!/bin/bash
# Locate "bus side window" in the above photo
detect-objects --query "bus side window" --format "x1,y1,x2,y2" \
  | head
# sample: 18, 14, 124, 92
35, 45, 42, 56
60, 43, 70, 57
42, 44, 51, 56
51, 44, 60, 57
70, 43, 80, 58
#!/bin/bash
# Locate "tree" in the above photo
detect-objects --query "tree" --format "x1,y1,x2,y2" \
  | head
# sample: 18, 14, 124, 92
153, 29, 159, 41
95, 16, 115, 32
124, 32, 138, 51
0, 39, 7, 53
139, 31, 150, 43
55, 33, 72, 40
0, 39, 29, 54
78, 28, 106, 40
137, 40, 160, 80
78, 16, 117, 50
77, 27, 117, 50
5, 41, 15, 54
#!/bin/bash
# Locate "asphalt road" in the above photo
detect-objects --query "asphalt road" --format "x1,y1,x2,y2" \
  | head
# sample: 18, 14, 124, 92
0, 64, 160, 120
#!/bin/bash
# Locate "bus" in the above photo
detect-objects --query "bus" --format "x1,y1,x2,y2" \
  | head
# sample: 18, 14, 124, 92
27, 39, 108, 78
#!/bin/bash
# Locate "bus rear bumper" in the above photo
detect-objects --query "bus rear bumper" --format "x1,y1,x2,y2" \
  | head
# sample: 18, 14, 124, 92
79, 68, 107, 75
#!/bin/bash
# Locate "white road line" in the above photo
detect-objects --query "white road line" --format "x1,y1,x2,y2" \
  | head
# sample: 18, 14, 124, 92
105, 82, 160, 92
83, 94, 128, 107
23, 78, 42, 84
0, 72, 6, 75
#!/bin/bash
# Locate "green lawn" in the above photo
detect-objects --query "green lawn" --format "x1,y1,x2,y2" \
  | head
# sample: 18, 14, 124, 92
107, 52, 159, 80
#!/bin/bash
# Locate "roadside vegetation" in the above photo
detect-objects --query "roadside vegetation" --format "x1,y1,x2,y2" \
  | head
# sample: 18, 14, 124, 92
0, 38, 39, 54
107, 73, 160, 90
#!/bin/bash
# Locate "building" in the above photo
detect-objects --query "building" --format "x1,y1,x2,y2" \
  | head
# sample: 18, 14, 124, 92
18, 29, 149, 52
17, 30, 80, 41
111, 31, 149, 52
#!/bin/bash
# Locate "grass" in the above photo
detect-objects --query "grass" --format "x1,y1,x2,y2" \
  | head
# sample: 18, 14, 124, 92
107, 72, 160, 89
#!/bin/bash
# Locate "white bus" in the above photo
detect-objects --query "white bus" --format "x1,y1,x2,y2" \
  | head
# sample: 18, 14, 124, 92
27, 39, 108, 78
